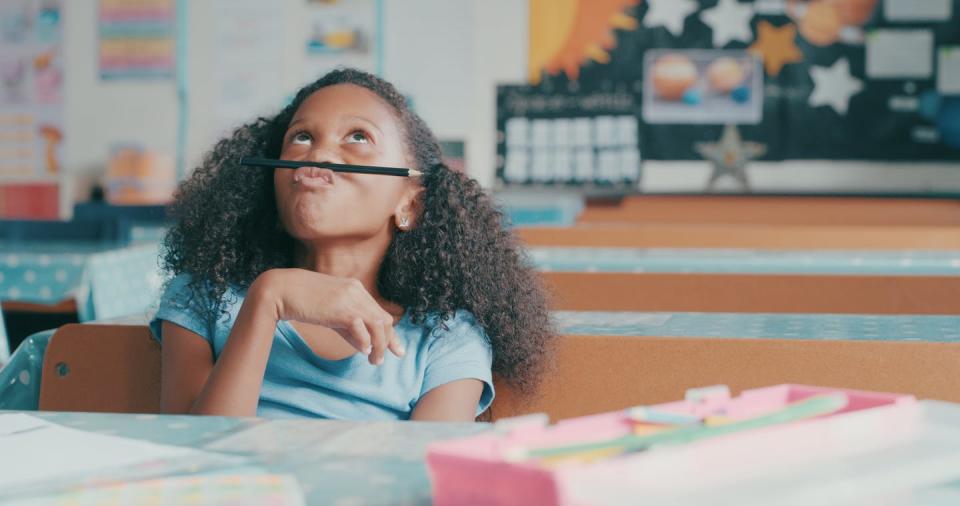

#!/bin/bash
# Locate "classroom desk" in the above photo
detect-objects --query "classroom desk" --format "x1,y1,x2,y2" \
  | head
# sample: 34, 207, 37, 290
4, 405, 960, 504
577, 195, 960, 226
0, 409, 486, 504
0, 241, 163, 322
543, 271, 960, 314
517, 224, 960, 250
530, 247, 960, 275
4, 311, 959, 414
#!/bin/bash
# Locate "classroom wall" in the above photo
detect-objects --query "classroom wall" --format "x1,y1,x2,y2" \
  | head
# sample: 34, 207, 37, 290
61, 0, 494, 196
59, 1, 960, 198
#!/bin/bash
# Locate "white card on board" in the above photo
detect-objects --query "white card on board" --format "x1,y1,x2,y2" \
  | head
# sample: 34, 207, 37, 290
938, 47, 960, 95
884, 0, 951, 21
866, 30, 934, 79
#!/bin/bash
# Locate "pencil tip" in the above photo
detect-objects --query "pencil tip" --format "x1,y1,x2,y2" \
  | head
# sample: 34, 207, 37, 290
408, 170, 423, 177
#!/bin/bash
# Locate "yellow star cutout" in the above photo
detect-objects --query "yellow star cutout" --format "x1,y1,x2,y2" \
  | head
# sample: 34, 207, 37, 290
749, 21, 803, 76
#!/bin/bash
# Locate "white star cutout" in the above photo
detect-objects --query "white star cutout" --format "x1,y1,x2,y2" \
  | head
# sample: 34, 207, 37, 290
643, 0, 698, 37
701, 0, 755, 47
808, 57, 864, 115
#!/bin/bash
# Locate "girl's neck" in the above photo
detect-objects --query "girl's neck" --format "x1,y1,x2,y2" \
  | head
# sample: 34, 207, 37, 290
293, 236, 402, 316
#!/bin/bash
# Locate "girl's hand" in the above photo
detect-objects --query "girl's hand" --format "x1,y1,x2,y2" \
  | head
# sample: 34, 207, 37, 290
252, 269, 405, 365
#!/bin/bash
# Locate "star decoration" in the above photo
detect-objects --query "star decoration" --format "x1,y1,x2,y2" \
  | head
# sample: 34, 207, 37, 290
701, 0, 755, 48
696, 124, 767, 192
808, 57, 863, 115
749, 21, 803, 76
643, 0, 698, 37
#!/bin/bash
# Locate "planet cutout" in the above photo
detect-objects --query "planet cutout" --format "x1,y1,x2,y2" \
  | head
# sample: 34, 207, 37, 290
829, 0, 878, 26
707, 57, 747, 94
799, 1, 843, 46
652, 54, 698, 101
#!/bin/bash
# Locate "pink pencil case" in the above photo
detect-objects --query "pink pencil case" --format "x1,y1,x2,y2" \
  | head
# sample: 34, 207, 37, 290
427, 384, 919, 506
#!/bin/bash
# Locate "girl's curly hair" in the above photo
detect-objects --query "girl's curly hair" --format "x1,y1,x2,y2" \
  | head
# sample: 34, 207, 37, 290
162, 68, 554, 394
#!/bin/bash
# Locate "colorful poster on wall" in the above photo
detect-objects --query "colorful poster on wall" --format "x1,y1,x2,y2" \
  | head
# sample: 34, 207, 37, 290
301, 0, 378, 84
214, 0, 285, 131
98, 0, 175, 80
525, 0, 960, 163
0, 0, 64, 218
496, 85, 641, 188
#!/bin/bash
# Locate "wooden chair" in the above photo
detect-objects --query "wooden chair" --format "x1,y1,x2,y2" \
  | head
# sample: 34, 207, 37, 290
39, 324, 160, 413
38, 324, 960, 422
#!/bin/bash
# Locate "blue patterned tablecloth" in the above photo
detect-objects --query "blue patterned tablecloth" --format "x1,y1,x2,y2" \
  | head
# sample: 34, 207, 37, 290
554, 311, 960, 341
499, 192, 584, 227
530, 247, 960, 275
0, 242, 164, 322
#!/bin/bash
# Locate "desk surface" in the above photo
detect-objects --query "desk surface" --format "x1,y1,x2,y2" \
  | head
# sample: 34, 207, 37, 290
2, 405, 960, 505
0, 410, 486, 505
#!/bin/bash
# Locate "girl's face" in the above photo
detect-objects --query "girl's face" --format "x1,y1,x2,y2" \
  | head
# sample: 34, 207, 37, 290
274, 84, 419, 243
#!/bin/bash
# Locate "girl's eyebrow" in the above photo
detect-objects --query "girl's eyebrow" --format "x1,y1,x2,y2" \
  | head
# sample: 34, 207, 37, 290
347, 115, 384, 137
287, 117, 308, 130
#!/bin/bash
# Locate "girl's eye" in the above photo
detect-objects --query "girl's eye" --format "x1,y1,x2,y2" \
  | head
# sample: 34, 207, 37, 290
291, 132, 312, 145
346, 131, 369, 144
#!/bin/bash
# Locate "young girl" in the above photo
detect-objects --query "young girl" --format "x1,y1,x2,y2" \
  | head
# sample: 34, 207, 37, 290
151, 68, 554, 421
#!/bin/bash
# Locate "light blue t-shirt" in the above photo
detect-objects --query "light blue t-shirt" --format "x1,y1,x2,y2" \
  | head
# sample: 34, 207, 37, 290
149, 274, 495, 420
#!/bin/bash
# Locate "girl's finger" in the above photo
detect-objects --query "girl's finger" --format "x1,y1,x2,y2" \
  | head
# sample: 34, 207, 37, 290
367, 318, 388, 366
349, 317, 372, 356
387, 322, 405, 357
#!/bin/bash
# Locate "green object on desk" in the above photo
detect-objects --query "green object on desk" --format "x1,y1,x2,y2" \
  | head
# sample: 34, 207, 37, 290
528, 394, 848, 460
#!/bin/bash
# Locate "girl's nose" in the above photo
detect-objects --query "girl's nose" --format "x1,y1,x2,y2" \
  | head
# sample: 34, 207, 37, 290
306, 144, 346, 166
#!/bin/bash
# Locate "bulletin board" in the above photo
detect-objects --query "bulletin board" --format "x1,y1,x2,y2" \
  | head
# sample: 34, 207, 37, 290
0, 0, 65, 218
497, 85, 641, 187
502, 0, 960, 188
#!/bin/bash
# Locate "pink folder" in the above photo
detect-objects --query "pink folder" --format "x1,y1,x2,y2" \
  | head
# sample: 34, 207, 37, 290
427, 384, 918, 506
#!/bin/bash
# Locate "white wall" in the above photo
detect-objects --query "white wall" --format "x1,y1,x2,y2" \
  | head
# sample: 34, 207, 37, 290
60, 1, 960, 199
61, 0, 499, 195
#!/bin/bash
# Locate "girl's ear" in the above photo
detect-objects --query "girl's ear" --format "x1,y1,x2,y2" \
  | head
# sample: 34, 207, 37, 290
393, 186, 425, 231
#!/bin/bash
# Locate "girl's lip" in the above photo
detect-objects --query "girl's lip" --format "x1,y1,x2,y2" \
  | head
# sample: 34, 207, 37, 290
293, 166, 335, 186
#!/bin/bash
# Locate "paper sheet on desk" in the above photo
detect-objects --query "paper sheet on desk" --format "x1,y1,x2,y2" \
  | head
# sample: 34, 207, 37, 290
10, 473, 305, 506
0, 414, 242, 499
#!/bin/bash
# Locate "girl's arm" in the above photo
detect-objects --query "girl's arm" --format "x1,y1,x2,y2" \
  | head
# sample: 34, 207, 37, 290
409, 379, 485, 422
160, 283, 281, 416
160, 269, 403, 417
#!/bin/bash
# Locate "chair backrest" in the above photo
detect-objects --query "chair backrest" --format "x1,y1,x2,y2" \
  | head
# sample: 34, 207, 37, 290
39, 324, 960, 421
544, 272, 960, 314
39, 324, 160, 413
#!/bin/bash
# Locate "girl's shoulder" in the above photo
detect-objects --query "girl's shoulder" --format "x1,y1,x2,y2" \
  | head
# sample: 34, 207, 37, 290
416, 309, 491, 356
157, 272, 247, 323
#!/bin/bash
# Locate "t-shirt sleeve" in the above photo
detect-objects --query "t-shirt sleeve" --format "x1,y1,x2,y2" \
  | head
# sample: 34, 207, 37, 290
420, 312, 495, 416
149, 273, 214, 345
